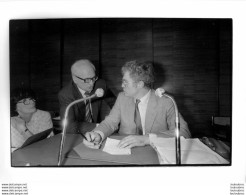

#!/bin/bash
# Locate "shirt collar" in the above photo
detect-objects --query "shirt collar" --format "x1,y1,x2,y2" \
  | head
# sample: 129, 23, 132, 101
78, 87, 86, 97
138, 90, 151, 105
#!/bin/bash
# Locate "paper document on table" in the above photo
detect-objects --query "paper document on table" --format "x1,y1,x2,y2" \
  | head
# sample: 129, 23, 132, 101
103, 138, 131, 155
149, 135, 229, 164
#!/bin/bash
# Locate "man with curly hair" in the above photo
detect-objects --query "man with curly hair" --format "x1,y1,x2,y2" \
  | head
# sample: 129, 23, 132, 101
85, 60, 191, 148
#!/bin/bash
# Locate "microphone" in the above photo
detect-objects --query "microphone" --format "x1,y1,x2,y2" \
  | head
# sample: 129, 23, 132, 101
155, 88, 181, 165
57, 88, 104, 166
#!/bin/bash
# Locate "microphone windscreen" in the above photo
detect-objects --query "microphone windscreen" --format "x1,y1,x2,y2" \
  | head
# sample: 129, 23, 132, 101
95, 88, 104, 97
155, 88, 165, 97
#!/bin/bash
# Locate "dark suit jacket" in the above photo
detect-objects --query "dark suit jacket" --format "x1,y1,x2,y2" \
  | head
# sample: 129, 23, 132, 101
58, 79, 115, 133
94, 90, 191, 139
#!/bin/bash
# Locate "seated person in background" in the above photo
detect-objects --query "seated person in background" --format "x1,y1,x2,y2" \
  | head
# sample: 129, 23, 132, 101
58, 59, 115, 134
10, 87, 53, 152
85, 60, 191, 149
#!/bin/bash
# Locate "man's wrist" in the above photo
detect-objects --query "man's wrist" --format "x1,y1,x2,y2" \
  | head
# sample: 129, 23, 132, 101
144, 134, 150, 145
93, 130, 104, 141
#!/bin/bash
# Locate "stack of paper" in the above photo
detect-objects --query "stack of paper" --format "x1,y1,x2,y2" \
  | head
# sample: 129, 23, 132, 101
102, 138, 131, 155
149, 135, 229, 164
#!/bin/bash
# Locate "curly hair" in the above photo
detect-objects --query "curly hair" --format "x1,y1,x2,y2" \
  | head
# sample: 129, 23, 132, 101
121, 60, 155, 88
10, 87, 36, 116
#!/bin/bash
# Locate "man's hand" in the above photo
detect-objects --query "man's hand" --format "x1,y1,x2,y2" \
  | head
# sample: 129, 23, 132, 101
118, 135, 150, 149
83, 131, 102, 149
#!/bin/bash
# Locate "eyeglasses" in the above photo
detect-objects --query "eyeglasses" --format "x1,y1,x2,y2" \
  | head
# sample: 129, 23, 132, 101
122, 79, 129, 87
74, 75, 98, 83
17, 98, 36, 105
122, 79, 140, 87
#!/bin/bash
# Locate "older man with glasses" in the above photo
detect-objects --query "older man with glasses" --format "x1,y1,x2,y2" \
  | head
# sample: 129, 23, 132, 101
58, 59, 115, 134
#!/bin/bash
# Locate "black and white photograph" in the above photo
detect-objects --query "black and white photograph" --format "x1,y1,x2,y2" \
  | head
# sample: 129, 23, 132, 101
0, 1, 245, 195
9, 18, 232, 167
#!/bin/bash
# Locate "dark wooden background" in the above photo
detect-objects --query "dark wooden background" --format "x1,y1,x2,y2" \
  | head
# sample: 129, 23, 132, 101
10, 18, 232, 137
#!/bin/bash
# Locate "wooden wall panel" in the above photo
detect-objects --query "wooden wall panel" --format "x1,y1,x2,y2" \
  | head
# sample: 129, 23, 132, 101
10, 20, 30, 91
219, 20, 232, 116
100, 18, 153, 95
10, 18, 232, 137
62, 19, 100, 87
153, 19, 220, 136
29, 20, 61, 111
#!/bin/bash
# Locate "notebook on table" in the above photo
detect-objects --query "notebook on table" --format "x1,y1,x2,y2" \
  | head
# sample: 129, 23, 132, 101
20, 128, 53, 148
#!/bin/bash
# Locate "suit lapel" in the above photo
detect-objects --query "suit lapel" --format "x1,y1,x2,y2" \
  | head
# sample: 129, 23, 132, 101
72, 81, 86, 118
72, 81, 83, 99
91, 99, 98, 122
128, 96, 136, 121
124, 96, 136, 134
145, 90, 158, 134
88, 86, 99, 122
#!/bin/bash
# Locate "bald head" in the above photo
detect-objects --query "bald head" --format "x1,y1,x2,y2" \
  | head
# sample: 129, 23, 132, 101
71, 59, 97, 92
71, 59, 96, 77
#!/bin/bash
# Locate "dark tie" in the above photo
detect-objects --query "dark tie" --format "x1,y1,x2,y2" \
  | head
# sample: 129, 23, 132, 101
84, 92, 93, 123
134, 99, 143, 135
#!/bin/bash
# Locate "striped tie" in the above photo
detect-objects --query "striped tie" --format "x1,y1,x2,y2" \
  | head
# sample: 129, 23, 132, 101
134, 99, 143, 135
84, 92, 93, 123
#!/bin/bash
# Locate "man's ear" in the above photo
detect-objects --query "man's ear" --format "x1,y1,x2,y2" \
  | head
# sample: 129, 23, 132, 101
137, 81, 144, 88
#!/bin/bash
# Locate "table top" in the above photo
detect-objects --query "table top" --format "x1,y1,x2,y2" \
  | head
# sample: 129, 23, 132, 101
11, 134, 159, 167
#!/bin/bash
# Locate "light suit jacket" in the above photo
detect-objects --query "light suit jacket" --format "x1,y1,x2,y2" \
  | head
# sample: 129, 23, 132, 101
94, 90, 191, 139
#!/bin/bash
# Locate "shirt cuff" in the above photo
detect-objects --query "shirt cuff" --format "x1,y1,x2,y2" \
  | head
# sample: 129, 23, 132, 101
149, 133, 158, 145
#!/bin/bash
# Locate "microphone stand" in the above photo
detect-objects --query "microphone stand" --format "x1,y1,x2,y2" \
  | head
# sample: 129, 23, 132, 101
163, 93, 181, 165
57, 95, 96, 166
